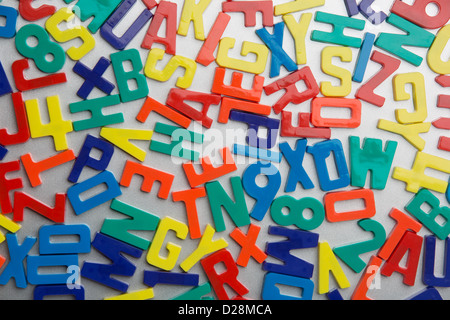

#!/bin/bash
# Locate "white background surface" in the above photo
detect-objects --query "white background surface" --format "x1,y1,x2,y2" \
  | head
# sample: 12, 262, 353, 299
0, 0, 449, 300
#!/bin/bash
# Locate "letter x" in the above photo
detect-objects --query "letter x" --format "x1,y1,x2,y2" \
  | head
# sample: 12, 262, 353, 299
73, 57, 116, 100
0, 234, 36, 288
230, 224, 267, 267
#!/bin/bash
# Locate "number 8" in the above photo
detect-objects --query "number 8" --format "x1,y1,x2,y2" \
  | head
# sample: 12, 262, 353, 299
15, 24, 66, 74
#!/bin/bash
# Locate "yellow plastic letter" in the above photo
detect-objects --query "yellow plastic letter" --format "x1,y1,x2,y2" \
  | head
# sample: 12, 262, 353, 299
393, 73, 428, 124
320, 46, 353, 97
216, 37, 269, 75
377, 119, 431, 151
45, 7, 95, 61
144, 48, 197, 89
180, 224, 228, 272
427, 24, 450, 75
393, 152, 450, 194
275, 0, 325, 16
100, 127, 153, 162
283, 13, 312, 65
318, 241, 350, 294
177, 0, 212, 40
146, 217, 189, 271
25, 96, 73, 151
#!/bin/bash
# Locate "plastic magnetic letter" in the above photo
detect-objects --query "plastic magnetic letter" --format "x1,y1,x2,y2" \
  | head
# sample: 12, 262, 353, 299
280, 111, 331, 139
166, 88, 221, 129
393, 72, 428, 124
405, 188, 450, 240
359, 0, 388, 25
144, 48, 197, 89
146, 217, 188, 271
201, 249, 249, 300
242, 161, 281, 221
196, 12, 230, 66
143, 270, 199, 287
283, 13, 312, 65
263, 226, 319, 278
67, 170, 122, 216
141, 0, 177, 54
262, 272, 314, 300
19, 0, 56, 21
377, 120, 431, 151
374, 13, 435, 67
13, 192, 66, 223
70, 95, 124, 131
264, 66, 320, 114
81, 232, 143, 292
45, 7, 95, 61
232, 144, 282, 163
391, 0, 450, 30
180, 224, 228, 272
137, 96, 191, 129
100, 0, 153, 51
34, 285, 85, 300
353, 32, 376, 83
343, 0, 359, 16
311, 12, 365, 48
280, 140, 315, 192
211, 67, 264, 102
218, 97, 271, 123
12, 59, 67, 92
306, 139, 350, 192
25, 96, 73, 151
0, 5, 18, 39
101, 199, 160, 250
111, 49, 149, 103
393, 151, 450, 194
216, 37, 269, 75
271, 195, 325, 231
0, 61, 12, 96
409, 286, 443, 300
256, 22, 298, 78
318, 241, 351, 294
351, 255, 383, 300
229, 110, 280, 149
73, 57, 115, 100
182, 147, 237, 188
311, 97, 362, 129
172, 282, 213, 300
378, 208, 423, 260
149, 122, 203, 161
68, 134, 114, 183
320, 46, 353, 97
62, 0, 122, 34
230, 224, 267, 267
100, 127, 153, 162
274, 0, 325, 16
178, 0, 212, 40
172, 187, 206, 239
39, 224, 90, 255
205, 176, 250, 233
120, 160, 174, 199
428, 25, 450, 75
349, 136, 398, 190
15, 24, 65, 74
27, 254, 78, 285
356, 50, 401, 107
381, 231, 423, 286
327, 289, 344, 300
0, 92, 30, 146
423, 235, 450, 287
333, 219, 386, 273
324, 189, 376, 223
222, 1, 273, 27
0, 234, 36, 288
0, 161, 23, 214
